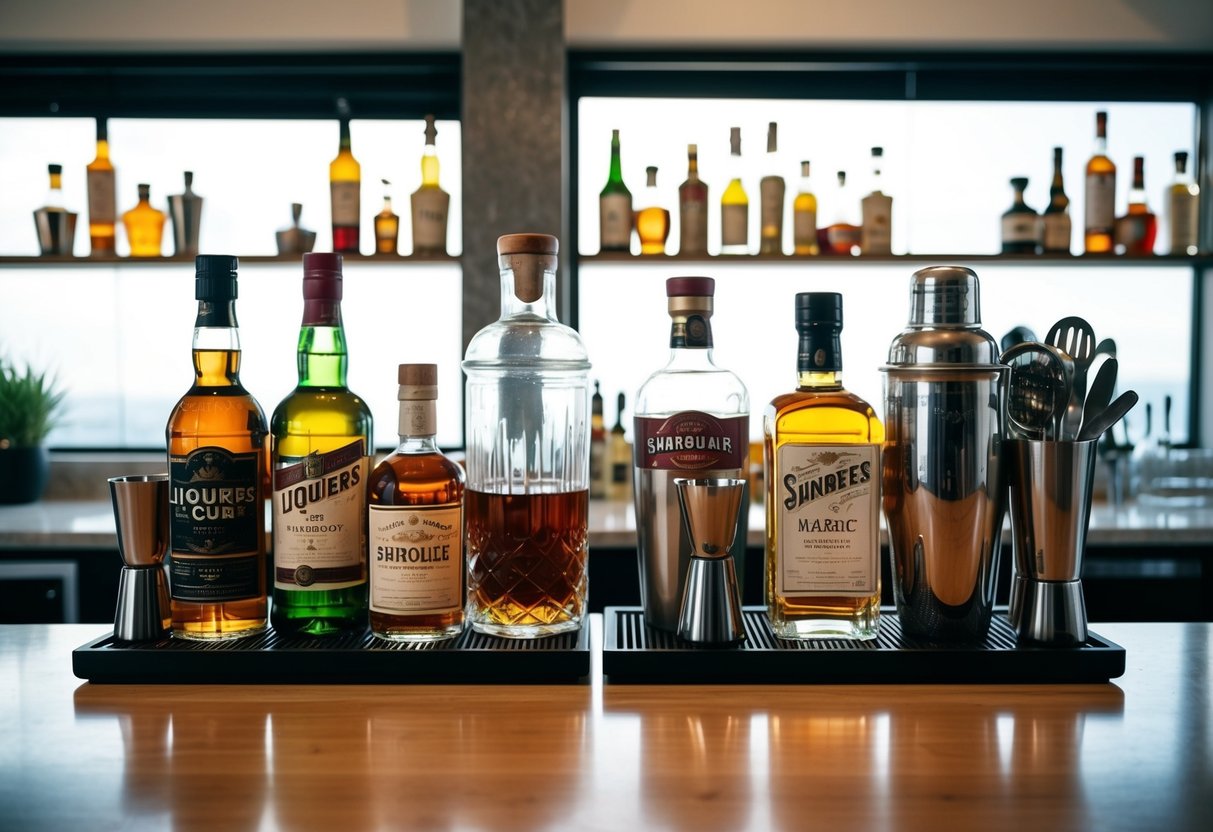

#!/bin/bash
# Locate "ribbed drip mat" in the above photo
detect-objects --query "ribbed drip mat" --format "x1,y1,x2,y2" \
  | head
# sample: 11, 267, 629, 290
603, 607, 1124, 684
73, 620, 590, 684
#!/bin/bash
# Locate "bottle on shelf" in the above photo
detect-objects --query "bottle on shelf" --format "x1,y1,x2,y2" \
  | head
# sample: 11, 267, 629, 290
759, 121, 785, 254
764, 292, 883, 640
166, 255, 268, 641
1114, 156, 1157, 255
720, 127, 750, 254
34, 163, 77, 256
368, 363, 466, 642
276, 203, 317, 255
678, 143, 709, 256
1084, 110, 1117, 254
330, 118, 361, 254
599, 129, 633, 253
270, 252, 373, 637
462, 233, 591, 638
860, 146, 893, 255
411, 115, 450, 255
375, 179, 400, 255
634, 277, 750, 632
792, 161, 819, 255
590, 381, 607, 499
1042, 147, 1072, 254
824, 171, 861, 255
1001, 176, 1042, 254
167, 171, 204, 257
1168, 151, 1200, 255
608, 392, 632, 501
86, 117, 116, 256
122, 183, 166, 257
636, 166, 671, 254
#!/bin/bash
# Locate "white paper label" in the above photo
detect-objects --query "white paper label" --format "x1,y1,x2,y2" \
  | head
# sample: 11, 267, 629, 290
411, 188, 449, 252
1085, 172, 1116, 231
369, 503, 463, 615
776, 443, 879, 597
600, 193, 633, 249
721, 203, 748, 247
87, 169, 116, 223
331, 180, 360, 226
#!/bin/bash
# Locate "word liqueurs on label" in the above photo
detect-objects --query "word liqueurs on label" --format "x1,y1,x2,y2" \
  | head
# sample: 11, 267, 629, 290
169, 446, 262, 602
776, 444, 879, 597
272, 439, 369, 590
636, 411, 748, 471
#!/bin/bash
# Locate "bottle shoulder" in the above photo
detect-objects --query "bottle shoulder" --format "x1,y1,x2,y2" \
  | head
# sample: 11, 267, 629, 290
765, 386, 884, 443
636, 360, 750, 417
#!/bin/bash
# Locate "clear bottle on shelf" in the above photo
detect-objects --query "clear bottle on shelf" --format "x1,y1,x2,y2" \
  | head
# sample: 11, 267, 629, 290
824, 171, 860, 255
860, 147, 893, 255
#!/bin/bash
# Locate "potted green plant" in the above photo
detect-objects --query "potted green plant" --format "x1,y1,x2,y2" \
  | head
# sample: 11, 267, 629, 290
0, 358, 66, 504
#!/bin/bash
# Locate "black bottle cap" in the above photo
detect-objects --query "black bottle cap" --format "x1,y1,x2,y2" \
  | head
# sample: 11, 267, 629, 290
194, 254, 239, 300
48, 164, 62, 175
795, 292, 843, 329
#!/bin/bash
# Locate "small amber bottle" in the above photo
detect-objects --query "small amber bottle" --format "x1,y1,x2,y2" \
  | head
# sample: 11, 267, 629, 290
374, 179, 399, 255
122, 183, 165, 257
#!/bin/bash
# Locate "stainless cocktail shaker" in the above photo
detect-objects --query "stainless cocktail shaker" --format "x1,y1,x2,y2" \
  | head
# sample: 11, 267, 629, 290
881, 266, 1008, 642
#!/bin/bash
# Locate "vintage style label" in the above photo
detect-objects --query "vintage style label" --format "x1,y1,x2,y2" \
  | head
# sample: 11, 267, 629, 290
411, 189, 450, 251
1002, 215, 1042, 244
679, 198, 707, 253
635, 412, 748, 471
793, 207, 817, 248
1169, 191, 1198, 251
369, 503, 462, 615
861, 193, 893, 254
330, 181, 361, 226
721, 203, 748, 247
168, 446, 262, 603
600, 193, 633, 249
272, 439, 369, 591
775, 443, 879, 597
86, 169, 116, 223
1042, 213, 1072, 251
760, 176, 785, 230
1085, 173, 1116, 230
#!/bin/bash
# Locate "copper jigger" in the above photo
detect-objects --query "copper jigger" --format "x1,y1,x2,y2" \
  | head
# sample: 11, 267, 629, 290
108, 475, 171, 642
674, 477, 747, 645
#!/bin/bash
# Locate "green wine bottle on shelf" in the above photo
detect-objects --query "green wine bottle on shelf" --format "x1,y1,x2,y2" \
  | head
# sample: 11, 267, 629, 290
600, 128, 633, 252
270, 252, 373, 636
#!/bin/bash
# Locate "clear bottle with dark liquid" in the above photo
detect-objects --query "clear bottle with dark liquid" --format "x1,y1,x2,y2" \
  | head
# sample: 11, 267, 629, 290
462, 233, 591, 638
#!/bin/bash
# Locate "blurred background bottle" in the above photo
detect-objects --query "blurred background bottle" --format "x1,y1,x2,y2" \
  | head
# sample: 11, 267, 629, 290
330, 118, 361, 254
411, 115, 450, 255
678, 143, 709, 255
720, 127, 749, 254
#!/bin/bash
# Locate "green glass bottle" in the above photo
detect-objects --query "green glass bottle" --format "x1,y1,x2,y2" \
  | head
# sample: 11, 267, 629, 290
599, 128, 633, 252
270, 252, 373, 635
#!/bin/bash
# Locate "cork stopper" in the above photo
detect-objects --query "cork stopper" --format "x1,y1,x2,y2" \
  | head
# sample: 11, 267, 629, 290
398, 363, 438, 400
497, 233, 558, 304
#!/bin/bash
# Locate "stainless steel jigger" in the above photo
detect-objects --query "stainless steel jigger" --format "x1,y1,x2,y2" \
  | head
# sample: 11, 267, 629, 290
674, 477, 747, 645
1007, 440, 1097, 646
109, 475, 172, 642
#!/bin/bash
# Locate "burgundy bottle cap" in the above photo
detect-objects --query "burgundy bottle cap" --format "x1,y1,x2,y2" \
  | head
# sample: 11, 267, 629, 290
303, 252, 343, 300
666, 276, 715, 297
497, 233, 559, 256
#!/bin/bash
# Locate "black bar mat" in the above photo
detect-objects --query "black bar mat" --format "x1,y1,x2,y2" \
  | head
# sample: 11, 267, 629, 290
603, 607, 1125, 684
73, 621, 590, 684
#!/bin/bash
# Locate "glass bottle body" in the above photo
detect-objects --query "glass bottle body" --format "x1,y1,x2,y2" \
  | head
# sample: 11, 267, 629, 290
1084, 112, 1116, 254
87, 119, 116, 255
330, 120, 361, 253
1042, 147, 1072, 254
1001, 178, 1041, 255
411, 117, 450, 255
1115, 156, 1157, 255
599, 130, 633, 253
375, 194, 399, 255
793, 163, 819, 255
825, 172, 860, 255
636, 167, 671, 254
678, 145, 709, 255
1168, 152, 1200, 256
123, 184, 165, 257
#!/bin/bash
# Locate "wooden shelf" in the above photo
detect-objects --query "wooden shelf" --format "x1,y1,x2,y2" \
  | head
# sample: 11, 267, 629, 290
0, 253, 461, 267
578, 252, 1212, 267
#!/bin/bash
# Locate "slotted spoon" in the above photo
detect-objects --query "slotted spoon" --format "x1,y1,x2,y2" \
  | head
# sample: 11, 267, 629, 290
1046, 316, 1096, 439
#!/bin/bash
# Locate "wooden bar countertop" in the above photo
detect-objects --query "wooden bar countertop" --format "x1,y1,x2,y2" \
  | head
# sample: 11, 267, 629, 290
1, 620, 1210, 830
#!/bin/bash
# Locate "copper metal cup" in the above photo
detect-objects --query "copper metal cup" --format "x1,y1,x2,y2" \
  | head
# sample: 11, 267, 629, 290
108, 475, 171, 641
674, 477, 746, 645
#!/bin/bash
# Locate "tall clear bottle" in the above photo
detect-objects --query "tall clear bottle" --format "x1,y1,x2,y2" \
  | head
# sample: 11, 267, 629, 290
721, 127, 750, 254
759, 121, 785, 254
678, 144, 709, 255
368, 364, 465, 641
764, 293, 882, 640
599, 129, 633, 253
463, 233, 591, 638
860, 147, 893, 255
634, 277, 750, 632
411, 115, 450, 255
270, 253, 373, 636
166, 255, 268, 640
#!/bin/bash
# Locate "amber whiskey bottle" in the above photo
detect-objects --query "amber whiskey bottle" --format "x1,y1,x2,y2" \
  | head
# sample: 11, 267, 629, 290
122, 183, 165, 257
166, 255, 269, 640
270, 253, 373, 636
764, 292, 883, 640
636, 166, 671, 254
1084, 111, 1117, 254
330, 118, 361, 253
86, 117, 116, 256
368, 364, 465, 641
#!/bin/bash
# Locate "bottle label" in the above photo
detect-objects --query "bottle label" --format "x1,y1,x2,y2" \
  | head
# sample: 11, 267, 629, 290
1042, 212, 1072, 252
1113, 214, 1152, 254
272, 439, 369, 591
721, 203, 748, 248
793, 207, 817, 247
1170, 190, 1199, 252
1085, 173, 1116, 231
411, 188, 450, 252
600, 193, 633, 250
331, 181, 361, 226
775, 443, 879, 597
635, 413, 748, 471
1002, 215, 1042, 244
369, 503, 463, 615
679, 197, 708, 254
168, 447, 262, 603
861, 193, 893, 254
87, 169, 116, 223
760, 176, 785, 232
590, 436, 606, 498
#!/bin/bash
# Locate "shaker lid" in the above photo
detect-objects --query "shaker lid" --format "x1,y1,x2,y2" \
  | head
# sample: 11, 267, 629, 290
497, 233, 558, 256
883, 265, 1001, 368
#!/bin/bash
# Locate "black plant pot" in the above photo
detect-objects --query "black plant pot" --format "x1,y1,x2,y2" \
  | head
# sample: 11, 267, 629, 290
0, 446, 50, 504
